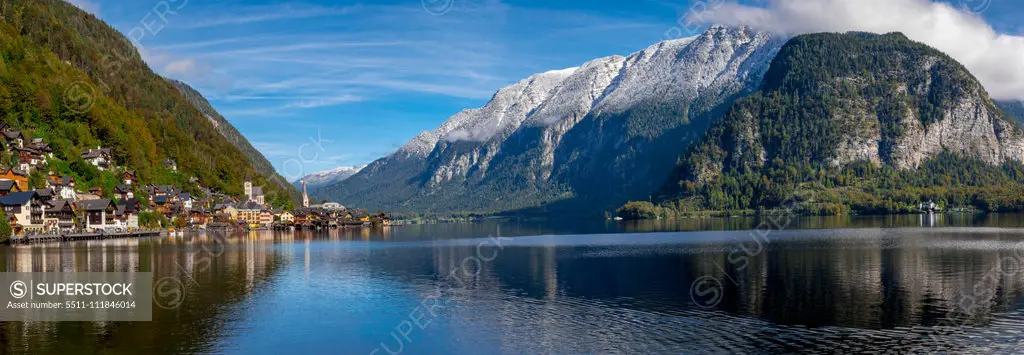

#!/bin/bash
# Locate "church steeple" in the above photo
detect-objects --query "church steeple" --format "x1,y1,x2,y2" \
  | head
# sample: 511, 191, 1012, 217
302, 180, 309, 208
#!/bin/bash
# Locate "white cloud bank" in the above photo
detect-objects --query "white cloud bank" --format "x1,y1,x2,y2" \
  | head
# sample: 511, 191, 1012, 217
696, 0, 1024, 101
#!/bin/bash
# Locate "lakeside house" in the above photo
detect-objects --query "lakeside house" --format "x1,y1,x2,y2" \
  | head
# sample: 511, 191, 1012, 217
149, 185, 175, 197
81, 147, 113, 170
115, 184, 133, 199
47, 173, 77, 200
237, 201, 264, 227
114, 198, 141, 229
180, 193, 193, 210
151, 195, 174, 215
214, 203, 239, 220
16, 147, 47, 171
1, 128, 25, 149
292, 210, 309, 224
0, 191, 40, 234
76, 199, 117, 231
0, 168, 29, 191
277, 210, 294, 223
44, 199, 76, 232
0, 180, 22, 196
188, 208, 210, 225
259, 209, 273, 226
122, 170, 137, 185
29, 138, 52, 157
34, 188, 53, 203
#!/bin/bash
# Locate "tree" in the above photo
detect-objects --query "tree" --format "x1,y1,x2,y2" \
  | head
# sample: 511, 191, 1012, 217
28, 169, 45, 189
616, 201, 660, 220
138, 211, 168, 228
172, 217, 187, 229
0, 209, 12, 242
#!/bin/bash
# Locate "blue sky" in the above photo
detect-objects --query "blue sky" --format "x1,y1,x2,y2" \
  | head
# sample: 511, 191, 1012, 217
68, 0, 1024, 181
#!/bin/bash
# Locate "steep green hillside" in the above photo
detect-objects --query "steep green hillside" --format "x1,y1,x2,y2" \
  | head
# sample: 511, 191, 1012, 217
171, 80, 299, 201
0, 0, 295, 202
648, 32, 1024, 216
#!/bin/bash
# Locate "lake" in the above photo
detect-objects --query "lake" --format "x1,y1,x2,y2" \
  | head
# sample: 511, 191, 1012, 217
4, 213, 1024, 354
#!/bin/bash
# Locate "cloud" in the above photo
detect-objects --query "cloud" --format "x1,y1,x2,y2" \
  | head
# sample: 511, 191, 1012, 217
64, 0, 100, 15
162, 58, 210, 78
291, 95, 364, 109
220, 95, 365, 118
178, 4, 355, 29
695, 0, 1024, 101
200, 41, 415, 58
251, 142, 294, 158
140, 50, 224, 88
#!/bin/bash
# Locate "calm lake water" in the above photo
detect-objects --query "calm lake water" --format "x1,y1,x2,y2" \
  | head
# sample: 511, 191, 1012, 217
5, 213, 1024, 354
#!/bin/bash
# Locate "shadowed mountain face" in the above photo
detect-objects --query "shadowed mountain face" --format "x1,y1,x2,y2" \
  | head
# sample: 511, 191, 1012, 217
655, 32, 1024, 212
317, 26, 786, 215
998, 100, 1024, 126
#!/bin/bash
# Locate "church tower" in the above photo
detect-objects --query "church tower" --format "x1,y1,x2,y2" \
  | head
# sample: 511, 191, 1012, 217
244, 180, 253, 200
302, 180, 310, 208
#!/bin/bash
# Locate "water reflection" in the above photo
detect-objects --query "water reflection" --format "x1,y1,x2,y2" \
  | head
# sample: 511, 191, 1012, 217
2, 218, 1024, 353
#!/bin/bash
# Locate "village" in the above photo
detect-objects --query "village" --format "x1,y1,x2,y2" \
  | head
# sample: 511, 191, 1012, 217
0, 125, 387, 239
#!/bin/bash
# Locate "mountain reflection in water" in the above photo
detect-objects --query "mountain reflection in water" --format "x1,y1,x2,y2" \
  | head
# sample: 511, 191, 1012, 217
3, 214, 1024, 354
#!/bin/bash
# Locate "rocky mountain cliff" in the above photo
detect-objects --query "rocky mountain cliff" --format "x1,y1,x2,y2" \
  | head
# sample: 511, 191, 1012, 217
316, 26, 785, 214
654, 32, 1024, 213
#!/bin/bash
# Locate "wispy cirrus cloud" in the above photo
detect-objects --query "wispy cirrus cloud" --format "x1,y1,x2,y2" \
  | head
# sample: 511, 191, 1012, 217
114, 0, 673, 170
199, 41, 417, 58
150, 0, 669, 111
176, 3, 356, 29
220, 94, 364, 117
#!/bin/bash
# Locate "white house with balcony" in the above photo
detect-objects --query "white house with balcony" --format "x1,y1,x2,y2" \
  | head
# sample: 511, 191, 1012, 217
81, 147, 113, 170
76, 199, 117, 231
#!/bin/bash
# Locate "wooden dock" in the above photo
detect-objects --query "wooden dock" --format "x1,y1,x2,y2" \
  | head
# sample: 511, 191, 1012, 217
9, 229, 166, 244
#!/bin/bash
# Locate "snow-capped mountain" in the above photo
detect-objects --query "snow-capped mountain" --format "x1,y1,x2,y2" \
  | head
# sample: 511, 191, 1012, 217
293, 165, 365, 190
315, 26, 785, 213
394, 68, 578, 158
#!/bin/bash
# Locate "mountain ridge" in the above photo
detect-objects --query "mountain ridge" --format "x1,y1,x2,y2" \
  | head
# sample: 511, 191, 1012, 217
293, 165, 365, 190
315, 25, 786, 214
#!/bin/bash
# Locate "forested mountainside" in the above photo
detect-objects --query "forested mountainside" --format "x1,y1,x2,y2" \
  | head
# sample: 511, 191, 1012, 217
171, 80, 299, 200
0, 0, 294, 203
317, 26, 785, 215
646, 32, 1024, 217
